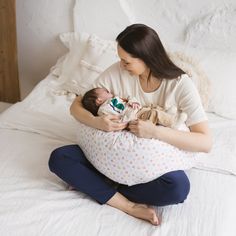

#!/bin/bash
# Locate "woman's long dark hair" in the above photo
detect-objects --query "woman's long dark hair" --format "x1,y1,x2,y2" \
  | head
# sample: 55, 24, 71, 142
116, 24, 185, 80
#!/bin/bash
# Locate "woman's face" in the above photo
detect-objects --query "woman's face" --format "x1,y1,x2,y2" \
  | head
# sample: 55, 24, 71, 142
117, 45, 148, 76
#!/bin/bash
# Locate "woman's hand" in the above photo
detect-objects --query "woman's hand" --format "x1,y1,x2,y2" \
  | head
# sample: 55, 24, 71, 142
95, 114, 128, 132
70, 96, 127, 132
128, 119, 212, 152
128, 119, 156, 138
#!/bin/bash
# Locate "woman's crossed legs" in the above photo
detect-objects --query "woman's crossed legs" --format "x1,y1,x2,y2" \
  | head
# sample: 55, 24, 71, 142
48, 145, 190, 225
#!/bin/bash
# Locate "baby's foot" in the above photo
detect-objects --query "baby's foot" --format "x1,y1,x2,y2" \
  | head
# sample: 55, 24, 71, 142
128, 203, 160, 226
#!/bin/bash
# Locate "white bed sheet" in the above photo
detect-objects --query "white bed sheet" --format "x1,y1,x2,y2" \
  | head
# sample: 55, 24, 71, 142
0, 74, 236, 236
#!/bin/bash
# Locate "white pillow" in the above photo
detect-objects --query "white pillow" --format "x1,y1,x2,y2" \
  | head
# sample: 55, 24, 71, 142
56, 32, 89, 94
168, 51, 210, 110
201, 51, 236, 119
76, 122, 197, 186
174, 47, 236, 119
185, 5, 236, 52
58, 32, 119, 95
59, 31, 90, 50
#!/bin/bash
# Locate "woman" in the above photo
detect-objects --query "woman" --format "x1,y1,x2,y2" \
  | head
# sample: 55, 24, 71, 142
48, 24, 212, 225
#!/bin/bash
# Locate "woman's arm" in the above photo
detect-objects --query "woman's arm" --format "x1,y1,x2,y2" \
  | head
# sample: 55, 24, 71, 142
128, 120, 212, 153
70, 96, 127, 131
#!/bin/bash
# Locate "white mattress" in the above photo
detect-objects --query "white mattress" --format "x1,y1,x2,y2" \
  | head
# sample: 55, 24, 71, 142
0, 74, 236, 236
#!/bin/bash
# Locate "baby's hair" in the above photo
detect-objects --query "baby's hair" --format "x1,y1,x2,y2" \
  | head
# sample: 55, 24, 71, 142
82, 88, 100, 116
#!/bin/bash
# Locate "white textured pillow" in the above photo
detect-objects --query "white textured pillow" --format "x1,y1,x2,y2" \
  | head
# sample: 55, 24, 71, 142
58, 32, 119, 95
169, 41, 236, 119
56, 32, 90, 94
168, 51, 210, 110
185, 5, 236, 52
199, 50, 236, 119
59, 31, 90, 50
77, 122, 197, 186
177, 47, 236, 119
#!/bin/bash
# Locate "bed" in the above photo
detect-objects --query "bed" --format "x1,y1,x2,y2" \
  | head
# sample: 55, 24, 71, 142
1, 1, 236, 235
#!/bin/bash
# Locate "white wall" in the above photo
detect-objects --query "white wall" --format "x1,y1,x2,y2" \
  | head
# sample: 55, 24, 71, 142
16, 0, 74, 99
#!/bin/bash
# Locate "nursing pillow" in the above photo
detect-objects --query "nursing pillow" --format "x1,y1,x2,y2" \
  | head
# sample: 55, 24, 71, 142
77, 121, 197, 186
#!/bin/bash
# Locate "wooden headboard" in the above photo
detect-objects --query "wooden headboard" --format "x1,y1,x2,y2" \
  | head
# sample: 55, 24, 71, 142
0, 0, 20, 103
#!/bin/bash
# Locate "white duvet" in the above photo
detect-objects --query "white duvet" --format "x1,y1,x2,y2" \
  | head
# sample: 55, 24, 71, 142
1, 75, 236, 236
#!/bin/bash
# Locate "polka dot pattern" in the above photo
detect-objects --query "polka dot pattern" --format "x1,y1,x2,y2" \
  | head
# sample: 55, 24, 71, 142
77, 122, 197, 186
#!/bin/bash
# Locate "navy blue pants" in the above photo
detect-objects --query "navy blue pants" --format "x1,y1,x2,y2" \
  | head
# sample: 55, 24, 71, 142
49, 145, 190, 206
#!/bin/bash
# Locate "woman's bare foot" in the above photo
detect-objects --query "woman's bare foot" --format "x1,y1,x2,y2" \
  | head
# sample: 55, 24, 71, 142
127, 203, 160, 226
107, 192, 160, 225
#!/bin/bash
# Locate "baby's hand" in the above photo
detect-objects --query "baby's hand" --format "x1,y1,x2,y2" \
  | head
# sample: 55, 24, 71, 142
129, 102, 140, 109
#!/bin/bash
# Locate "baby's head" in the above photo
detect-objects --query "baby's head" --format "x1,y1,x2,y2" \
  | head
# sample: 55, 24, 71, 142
82, 88, 113, 116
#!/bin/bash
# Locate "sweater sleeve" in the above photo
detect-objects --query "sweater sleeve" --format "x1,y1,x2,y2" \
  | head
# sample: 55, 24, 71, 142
175, 74, 208, 127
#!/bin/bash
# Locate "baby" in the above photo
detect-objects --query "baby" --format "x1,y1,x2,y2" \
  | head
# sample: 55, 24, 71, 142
81, 87, 140, 122
82, 87, 187, 128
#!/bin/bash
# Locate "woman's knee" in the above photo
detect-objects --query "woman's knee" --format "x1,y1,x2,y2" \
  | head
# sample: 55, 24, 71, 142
166, 171, 190, 203
48, 146, 66, 173
48, 145, 87, 173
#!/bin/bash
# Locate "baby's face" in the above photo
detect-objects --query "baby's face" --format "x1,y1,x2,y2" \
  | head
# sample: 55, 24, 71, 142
96, 88, 113, 103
